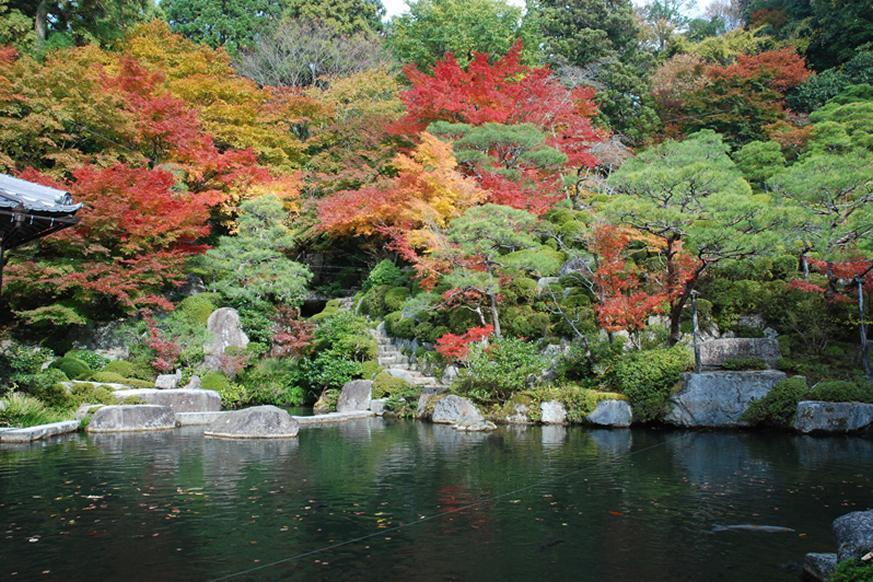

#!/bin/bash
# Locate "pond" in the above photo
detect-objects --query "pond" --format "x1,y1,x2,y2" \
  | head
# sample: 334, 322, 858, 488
2, 420, 871, 581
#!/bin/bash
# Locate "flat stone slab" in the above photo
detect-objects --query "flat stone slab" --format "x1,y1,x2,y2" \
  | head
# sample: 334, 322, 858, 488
700, 337, 780, 368
794, 401, 873, 434
586, 399, 633, 427
113, 389, 221, 413
665, 370, 786, 428
0, 420, 79, 443
87, 405, 176, 433
205, 405, 299, 439
336, 380, 372, 413
176, 411, 229, 426
293, 410, 374, 426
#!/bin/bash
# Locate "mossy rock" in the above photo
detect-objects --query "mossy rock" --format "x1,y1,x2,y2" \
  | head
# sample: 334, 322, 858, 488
49, 357, 91, 380
372, 371, 416, 399
178, 293, 218, 326
201, 371, 232, 391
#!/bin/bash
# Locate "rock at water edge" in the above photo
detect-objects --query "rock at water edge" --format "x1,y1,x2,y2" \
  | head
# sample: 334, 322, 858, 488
87, 405, 176, 433
203, 308, 249, 372
453, 413, 496, 432
803, 553, 837, 581
431, 395, 482, 425
664, 370, 786, 428
204, 405, 299, 439
793, 401, 873, 434
337, 380, 372, 413
833, 510, 873, 561
540, 400, 567, 425
586, 399, 633, 427
370, 398, 388, 416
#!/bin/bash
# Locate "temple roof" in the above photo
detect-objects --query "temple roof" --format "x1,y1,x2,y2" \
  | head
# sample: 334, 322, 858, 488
0, 173, 81, 251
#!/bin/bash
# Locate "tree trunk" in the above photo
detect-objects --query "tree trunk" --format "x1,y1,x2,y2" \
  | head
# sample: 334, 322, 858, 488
488, 292, 501, 338
858, 277, 871, 379
35, 0, 49, 42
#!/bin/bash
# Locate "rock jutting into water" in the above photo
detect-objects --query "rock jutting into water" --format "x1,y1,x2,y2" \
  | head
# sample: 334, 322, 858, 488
86, 405, 176, 433
336, 380, 373, 413
834, 509, 873, 561
664, 370, 786, 428
431, 394, 483, 425
793, 401, 873, 434
585, 399, 633, 427
204, 405, 299, 439
803, 552, 838, 581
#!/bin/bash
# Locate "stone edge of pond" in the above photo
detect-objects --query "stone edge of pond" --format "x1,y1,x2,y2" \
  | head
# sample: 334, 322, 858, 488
0, 420, 80, 443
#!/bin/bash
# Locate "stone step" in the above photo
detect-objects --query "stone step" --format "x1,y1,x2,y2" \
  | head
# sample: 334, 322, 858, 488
378, 355, 409, 366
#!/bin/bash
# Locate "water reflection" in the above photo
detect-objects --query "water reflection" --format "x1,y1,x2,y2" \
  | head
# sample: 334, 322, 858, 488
0, 421, 870, 582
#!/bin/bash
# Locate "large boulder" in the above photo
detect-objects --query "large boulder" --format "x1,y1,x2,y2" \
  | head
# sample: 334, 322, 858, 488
664, 370, 786, 428
504, 403, 532, 424
833, 510, 873, 561
204, 405, 299, 439
699, 337, 780, 368
337, 380, 373, 413
540, 400, 567, 425
453, 412, 496, 432
203, 308, 249, 372
431, 395, 482, 425
793, 401, 873, 434
416, 393, 433, 419
87, 405, 176, 433
112, 388, 221, 413
586, 399, 633, 427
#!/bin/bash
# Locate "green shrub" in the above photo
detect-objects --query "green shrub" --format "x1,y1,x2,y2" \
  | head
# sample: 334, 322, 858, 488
385, 312, 417, 339
0, 393, 66, 427
241, 358, 305, 407
810, 380, 873, 403
102, 360, 136, 378
742, 376, 809, 426
454, 338, 545, 402
359, 284, 390, 317
832, 558, 873, 582
522, 385, 626, 423
721, 356, 768, 370
610, 346, 692, 422
363, 260, 406, 291
28, 369, 73, 409
372, 372, 416, 399
384, 287, 410, 312
67, 383, 120, 409
360, 360, 382, 380
64, 349, 108, 371
49, 357, 91, 380
177, 293, 218, 326
89, 372, 153, 388
314, 388, 340, 413
201, 371, 231, 391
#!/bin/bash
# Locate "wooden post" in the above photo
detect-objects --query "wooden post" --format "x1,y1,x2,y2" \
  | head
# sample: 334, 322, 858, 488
691, 290, 701, 373
858, 276, 871, 379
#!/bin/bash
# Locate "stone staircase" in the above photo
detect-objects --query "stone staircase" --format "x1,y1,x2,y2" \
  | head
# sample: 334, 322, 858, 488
371, 325, 447, 394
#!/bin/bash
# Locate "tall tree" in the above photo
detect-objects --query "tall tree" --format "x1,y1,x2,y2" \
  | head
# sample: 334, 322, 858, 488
283, 0, 384, 36
387, 0, 537, 70
604, 130, 771, 344
162, 0, 283, 53
14, 0, 156, 46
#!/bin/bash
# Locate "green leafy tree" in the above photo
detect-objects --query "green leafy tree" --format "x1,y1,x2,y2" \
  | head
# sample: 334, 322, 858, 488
604, 130, 772, 344
201, 195, 312, 316
388, 0, 539, 70
732, 140, 785, 188
534, 0, 658, 144
16, 0, 157, 47
283, 0, 384, 35
441, 204, 540, 337
163, 0, 283, 53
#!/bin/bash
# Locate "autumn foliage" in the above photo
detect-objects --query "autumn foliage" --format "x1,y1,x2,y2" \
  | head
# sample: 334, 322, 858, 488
436, 325, 494, 361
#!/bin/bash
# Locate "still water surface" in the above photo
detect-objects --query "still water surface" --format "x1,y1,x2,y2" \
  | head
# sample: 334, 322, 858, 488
1, 419, 871, 581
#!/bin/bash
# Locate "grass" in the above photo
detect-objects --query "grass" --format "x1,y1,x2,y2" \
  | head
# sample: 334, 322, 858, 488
0, 393, 67, 428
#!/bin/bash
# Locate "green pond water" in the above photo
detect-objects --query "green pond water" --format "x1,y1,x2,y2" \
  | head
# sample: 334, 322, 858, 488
1, 420, 871, 581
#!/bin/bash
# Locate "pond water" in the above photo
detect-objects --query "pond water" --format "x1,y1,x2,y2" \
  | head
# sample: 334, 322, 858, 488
2, 420, 871, 581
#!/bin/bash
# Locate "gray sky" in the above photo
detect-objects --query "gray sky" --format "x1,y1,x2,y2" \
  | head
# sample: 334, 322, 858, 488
382, 0, 706, 19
